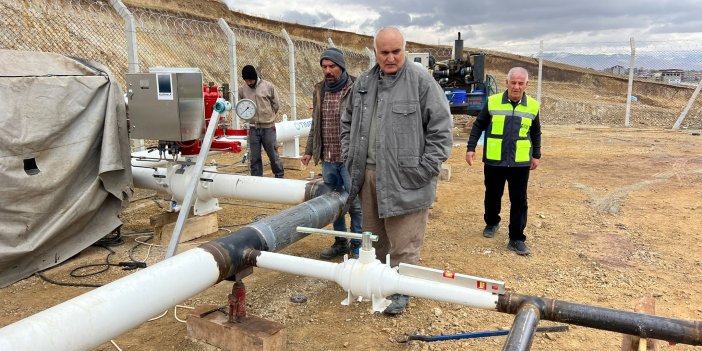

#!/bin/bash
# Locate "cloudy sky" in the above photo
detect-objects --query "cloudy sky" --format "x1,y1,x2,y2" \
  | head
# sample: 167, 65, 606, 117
222, 0, 702, 54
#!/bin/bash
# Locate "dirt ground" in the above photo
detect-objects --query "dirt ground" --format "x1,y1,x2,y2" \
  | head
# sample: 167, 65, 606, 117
2, 125, 702, 351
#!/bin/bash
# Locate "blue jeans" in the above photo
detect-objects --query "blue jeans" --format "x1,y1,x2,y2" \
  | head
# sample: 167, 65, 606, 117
322, 161, 362, 246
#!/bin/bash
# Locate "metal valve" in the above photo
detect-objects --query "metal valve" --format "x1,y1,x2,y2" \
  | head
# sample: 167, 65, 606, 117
296, 226, 378, 250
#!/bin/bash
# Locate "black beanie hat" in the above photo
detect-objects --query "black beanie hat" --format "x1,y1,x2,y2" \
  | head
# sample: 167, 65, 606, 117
320, 48, 346, 72
242, 65, 258, 80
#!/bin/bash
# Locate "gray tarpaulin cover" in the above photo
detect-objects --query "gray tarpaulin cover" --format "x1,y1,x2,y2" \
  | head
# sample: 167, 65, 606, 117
0, 49, 132, 287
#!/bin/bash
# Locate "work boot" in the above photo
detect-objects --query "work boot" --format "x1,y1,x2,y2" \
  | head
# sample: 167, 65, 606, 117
507, 240, 531, 256
350, 239, 362, 259
483, 222, 500, 238
383, 294, 410, 316
320, 241, 350, 259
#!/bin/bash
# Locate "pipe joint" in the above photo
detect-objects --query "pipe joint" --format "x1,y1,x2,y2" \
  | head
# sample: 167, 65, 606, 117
498, 292, 546, 315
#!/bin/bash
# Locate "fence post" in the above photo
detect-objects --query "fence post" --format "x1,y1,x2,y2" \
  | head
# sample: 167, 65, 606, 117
109, 0, 143, 151
327, 38, 336, 48
672, 79, 702, 130
279, 28, 300, 162
625, 37, 636, 128
217, 18, 240, 129
281, 29, 297, 121
108, 0, 138, 74
365, 47, 375, 70
537, 40, 543, 104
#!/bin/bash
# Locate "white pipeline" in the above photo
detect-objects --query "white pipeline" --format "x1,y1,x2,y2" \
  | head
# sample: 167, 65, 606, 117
132, 165, 310, 206
0, 245, 500, 350
254, 248, 500, 311
0, 248, 220, 351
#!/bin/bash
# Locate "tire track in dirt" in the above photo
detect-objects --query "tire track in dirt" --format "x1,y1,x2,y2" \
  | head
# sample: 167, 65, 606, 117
574, 157, 702, 214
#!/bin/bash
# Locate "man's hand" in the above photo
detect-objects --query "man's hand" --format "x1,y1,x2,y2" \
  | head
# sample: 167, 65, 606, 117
531, 158, 540, 170
465, 151, 476, 166
301, 154, 312, 166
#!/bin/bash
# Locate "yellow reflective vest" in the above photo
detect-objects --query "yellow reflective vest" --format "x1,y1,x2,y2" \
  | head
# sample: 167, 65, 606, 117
484, 93, 540, 167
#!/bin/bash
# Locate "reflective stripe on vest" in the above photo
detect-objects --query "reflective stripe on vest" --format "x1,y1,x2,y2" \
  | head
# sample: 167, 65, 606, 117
485, 93, 539, 165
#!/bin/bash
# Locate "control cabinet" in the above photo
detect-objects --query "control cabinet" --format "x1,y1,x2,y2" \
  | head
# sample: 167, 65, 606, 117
126, 68, 204, 141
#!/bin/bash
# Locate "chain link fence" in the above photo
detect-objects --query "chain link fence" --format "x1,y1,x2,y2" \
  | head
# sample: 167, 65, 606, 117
0, 0, 128, 85
132, 8, 229, 87
2, 0, 700, 130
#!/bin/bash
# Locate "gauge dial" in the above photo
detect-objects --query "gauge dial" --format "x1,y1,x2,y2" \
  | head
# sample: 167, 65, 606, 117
235, 99, 257, 120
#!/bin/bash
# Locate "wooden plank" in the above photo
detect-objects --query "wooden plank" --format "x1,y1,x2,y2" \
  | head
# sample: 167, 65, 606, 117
187, 304, 286, 351
280, 156, 304, 170
149, 211, 180, 227
621, 296, 660, 351
158, 212, 218, 245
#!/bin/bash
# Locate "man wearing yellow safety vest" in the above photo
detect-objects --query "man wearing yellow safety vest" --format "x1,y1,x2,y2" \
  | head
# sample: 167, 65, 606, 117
465, 67, 542, 256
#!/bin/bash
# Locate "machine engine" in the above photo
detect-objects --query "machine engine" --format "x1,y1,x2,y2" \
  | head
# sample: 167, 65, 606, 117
420, 32, 497, 116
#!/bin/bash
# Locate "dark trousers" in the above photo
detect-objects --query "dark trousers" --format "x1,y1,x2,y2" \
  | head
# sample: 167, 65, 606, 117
484, 164, 530, 242
248, 127, 284, 178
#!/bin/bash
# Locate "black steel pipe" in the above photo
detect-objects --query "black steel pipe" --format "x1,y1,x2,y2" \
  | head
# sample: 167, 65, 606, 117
200, 186, 344, 282
497, 292, 702, 346
502, 304, 541, 351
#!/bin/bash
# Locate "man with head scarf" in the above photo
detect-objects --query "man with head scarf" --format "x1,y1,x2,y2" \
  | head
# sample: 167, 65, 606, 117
302, 48, 363, 259
239, 65, 285, 178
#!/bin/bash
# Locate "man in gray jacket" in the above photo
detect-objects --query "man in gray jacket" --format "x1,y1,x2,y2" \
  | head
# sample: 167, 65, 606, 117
340, 27, 453, 315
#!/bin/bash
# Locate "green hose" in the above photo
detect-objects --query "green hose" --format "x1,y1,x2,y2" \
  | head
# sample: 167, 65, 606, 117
486, 75, 499, 95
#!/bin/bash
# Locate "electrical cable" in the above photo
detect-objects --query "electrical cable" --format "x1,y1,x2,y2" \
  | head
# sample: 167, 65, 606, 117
128, 233, 156, 265
174, 305, 194, 323
219, 202, 286, 210
400, 325, 569, 343
36, 230, 148, 288
69, 246, 146, 278
35, 272, 102, 288
129, 194, 157, 203
109, 340, 123, 351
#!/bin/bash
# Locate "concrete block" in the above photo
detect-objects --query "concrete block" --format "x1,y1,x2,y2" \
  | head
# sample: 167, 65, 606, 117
187, 304, 286, 351
439, 163, 451, 181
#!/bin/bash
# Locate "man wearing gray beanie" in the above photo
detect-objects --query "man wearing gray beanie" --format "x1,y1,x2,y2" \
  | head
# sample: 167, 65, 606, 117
303, 48, 362, 259
319, 47, 346, 72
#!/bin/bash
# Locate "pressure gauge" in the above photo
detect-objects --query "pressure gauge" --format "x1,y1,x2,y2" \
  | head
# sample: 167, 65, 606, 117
235, 99, 257, 120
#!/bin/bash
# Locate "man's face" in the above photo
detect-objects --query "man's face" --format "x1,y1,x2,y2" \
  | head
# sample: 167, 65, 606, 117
506, 71, 528, 102
321, 59, 342, 85
375, 29, 405, 75
244, 79, 256, 88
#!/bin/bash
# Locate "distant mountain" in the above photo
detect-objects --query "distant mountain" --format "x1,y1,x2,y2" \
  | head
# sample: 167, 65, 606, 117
542, 52, 702, 71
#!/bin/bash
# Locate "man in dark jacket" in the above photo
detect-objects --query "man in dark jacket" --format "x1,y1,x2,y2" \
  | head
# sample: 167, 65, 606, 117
465, 66, 542, 256
302, 48, 362, 259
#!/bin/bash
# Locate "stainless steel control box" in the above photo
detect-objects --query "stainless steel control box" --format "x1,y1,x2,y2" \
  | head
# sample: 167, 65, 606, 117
126, 68, 204, 141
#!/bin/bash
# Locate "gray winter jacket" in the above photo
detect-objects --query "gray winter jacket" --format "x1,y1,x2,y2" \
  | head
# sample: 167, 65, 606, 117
340, 61, 453, 218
